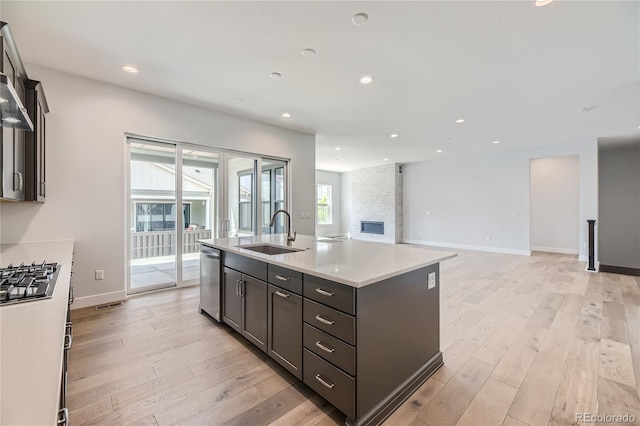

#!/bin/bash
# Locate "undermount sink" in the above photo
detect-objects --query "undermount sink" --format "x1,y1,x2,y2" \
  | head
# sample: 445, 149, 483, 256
236, 244, 304, 255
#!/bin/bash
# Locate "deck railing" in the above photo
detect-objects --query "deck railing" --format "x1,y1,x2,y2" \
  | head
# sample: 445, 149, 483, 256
131, 229, 212, 259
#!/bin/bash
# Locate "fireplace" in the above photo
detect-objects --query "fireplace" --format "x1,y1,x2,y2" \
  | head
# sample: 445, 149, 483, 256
361, 221, 384, 235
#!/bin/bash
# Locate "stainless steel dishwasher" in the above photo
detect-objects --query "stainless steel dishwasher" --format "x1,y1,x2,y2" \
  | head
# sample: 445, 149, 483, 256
199, 246, 221, 322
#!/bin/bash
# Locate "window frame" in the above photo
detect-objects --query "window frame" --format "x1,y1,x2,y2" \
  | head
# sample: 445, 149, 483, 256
316, 184, 332, 225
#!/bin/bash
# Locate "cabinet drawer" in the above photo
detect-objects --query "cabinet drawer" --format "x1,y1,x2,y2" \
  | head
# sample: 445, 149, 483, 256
304, 349, 355, 418
303, 299, 355, 345
304, 274, 355, 315
304, 323, 355, 376
223, 252, 267, 281
268, 264, 302, 295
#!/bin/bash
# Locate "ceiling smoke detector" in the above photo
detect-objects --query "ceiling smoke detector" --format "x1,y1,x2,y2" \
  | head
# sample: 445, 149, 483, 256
302, 48, 316, 58
578, 106, 597, 112
352, 13, 369, 25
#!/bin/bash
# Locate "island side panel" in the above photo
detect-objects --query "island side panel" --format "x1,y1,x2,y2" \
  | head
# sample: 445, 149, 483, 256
356, 263, 441, 420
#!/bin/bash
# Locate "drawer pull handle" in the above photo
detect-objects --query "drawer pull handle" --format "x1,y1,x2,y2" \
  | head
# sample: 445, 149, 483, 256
315, 315, 335, 325
275, 290, 290, 298
315, 341, 335, 353
275, 274, 290, 282
315, 288, 334, 297
57, 407, 69, 425
64, 322, 73, 350
315, 374, 335, 389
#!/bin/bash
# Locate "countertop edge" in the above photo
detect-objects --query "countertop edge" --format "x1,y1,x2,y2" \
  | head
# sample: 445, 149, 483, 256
199, 237, 457, 288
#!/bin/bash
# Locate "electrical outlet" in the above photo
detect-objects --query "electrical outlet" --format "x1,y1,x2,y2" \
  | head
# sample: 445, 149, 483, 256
95, 270, 104, 280
428, 272, 436, 289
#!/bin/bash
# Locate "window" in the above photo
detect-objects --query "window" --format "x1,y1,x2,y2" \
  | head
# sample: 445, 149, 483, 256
135, 203, 191, 232
317, 184, 332, 225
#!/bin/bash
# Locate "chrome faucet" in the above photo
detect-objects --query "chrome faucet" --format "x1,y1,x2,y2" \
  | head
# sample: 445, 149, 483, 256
269, 209, 296, 245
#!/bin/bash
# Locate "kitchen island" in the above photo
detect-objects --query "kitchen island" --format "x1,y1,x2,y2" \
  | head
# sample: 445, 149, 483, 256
199, 234, 455, 426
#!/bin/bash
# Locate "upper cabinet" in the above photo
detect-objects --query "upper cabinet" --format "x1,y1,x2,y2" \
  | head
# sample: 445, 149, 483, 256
25, 80, 48, 202
0, 21, 48, 203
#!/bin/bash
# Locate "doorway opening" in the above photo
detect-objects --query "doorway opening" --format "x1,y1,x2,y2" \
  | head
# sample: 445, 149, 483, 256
529, 155, 579, 255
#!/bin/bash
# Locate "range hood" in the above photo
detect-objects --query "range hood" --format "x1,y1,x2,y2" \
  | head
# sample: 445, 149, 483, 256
0, 72, 33, 131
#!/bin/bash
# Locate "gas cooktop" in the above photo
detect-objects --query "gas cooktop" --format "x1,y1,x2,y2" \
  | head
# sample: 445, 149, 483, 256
0, 262, 60, 305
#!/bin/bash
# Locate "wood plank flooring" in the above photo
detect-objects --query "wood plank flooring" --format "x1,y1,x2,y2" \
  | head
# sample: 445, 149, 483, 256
68, 250, 640, 425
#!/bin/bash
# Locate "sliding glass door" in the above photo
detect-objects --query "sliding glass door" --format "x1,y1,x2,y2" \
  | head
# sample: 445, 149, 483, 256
127, 137, 287, 294
181, 148, 218, 284
128, 141, 178, 293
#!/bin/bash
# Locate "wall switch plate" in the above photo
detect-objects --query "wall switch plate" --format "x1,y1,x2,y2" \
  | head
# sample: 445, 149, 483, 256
95, 270, 104, 280
428, 272, 436, 289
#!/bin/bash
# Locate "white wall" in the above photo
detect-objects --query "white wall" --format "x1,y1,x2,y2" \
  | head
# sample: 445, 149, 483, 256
403, 140, 597, 260
530, 156, 579, 254
315, 170, 342, 237
0, 66, 316, 308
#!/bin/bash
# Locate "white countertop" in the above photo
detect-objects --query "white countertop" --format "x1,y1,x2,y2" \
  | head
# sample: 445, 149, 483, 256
199, 234, 456, 287
0, 239, 74, 426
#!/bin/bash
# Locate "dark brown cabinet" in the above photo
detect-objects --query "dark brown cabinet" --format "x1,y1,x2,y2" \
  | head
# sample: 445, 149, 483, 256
222, 267, 242, 332
0, 30, 26, 201
267, 283, 302, 379
24, 80, 48, 202
221, 266, 268, 353
241, 275, 267, 351
0, 21, 46, 203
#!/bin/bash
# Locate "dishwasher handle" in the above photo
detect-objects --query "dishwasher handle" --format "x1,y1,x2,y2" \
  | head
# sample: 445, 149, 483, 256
200, 247, 220, 259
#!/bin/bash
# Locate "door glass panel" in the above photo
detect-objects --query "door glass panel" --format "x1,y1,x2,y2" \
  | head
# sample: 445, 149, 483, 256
262, 159, 287, 234
182, 148, 218, 283
129, 142, 177, 293
227, 156, 256, 237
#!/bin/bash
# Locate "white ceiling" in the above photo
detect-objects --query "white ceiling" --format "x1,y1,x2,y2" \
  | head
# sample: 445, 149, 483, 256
3, 1, 639, 172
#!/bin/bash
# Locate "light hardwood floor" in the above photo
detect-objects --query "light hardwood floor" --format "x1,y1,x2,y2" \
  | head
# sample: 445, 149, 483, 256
68, 250, 640, 425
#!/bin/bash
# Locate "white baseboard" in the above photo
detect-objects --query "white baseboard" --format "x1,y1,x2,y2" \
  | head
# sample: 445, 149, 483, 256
71, 290, 127, 310
403, 239, 531, 256
578, 254, 588, 262
530, 246, 579, 255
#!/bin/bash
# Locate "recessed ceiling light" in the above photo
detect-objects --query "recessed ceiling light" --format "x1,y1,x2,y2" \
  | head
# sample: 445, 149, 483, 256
360, 75, 373, 85
492, 140, 501, 144
335, 147, 341, 151
352, 13, 369, 25
455, 119, 464, 123
534, 0, 554, 6
383, 158, 389, 161
281, 112, 291, 118
122, 65, 138, 74
436, 149, 443, 153
390, 134, 398, 138
302, 48, 316, 58
0, 98, 7, 104
269, 72, 282, 78
2, 117, 20, 123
